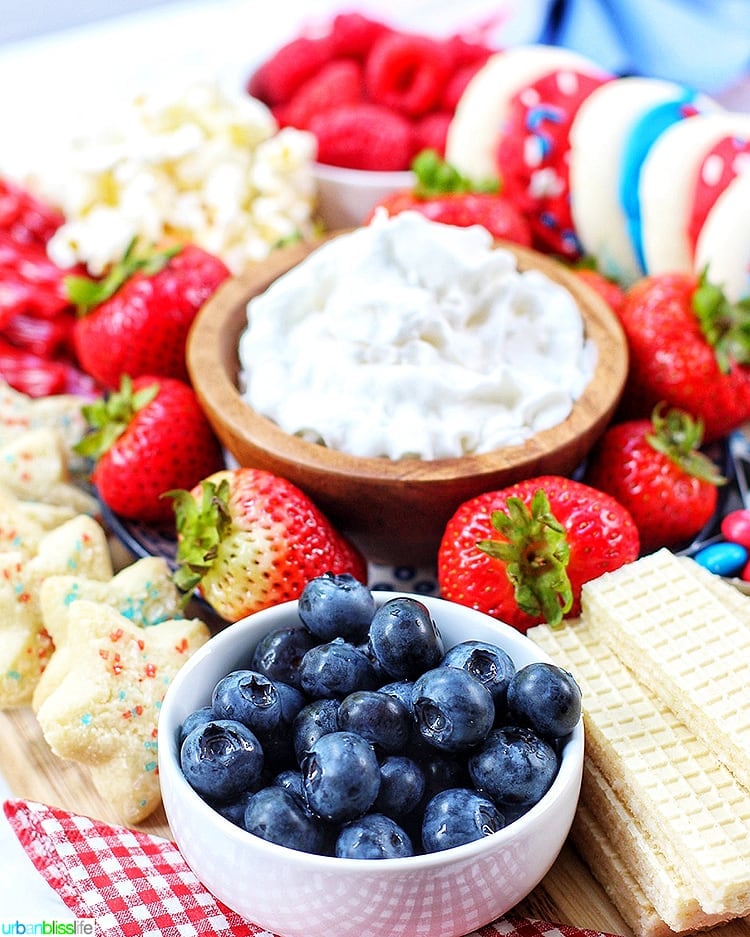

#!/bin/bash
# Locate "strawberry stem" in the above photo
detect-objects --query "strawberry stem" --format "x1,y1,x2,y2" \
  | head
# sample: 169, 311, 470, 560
75, 374, 159, 460
65, 238, 182, 315
411, 148, 500, 198
692, 267, 750, 373
646, 403, 726, 485
168, 477, 232, 599
477, 488, 573, 628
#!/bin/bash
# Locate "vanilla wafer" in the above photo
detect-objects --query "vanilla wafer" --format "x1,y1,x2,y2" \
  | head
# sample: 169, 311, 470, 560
579, 758, 731, 932
570, 803, 677, 937
581, 548, 750, 791
527, 617, 750, 917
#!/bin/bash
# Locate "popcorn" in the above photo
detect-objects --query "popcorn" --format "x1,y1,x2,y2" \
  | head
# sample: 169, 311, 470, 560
39, 82, 319, 275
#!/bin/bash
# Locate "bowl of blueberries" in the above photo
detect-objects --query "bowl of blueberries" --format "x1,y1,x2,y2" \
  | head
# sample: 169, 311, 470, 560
158, 574, 584, 937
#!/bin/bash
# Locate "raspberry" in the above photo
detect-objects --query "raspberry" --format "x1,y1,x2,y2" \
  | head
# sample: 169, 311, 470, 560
309, 103, 415, 171
285, 59, 364, 130
364, 32, 450, 117
329, 12, 392, 59
413, 112, 452, 158
441, 35, 495, 68
440, 59, 490, 112
247, 35, 334, 106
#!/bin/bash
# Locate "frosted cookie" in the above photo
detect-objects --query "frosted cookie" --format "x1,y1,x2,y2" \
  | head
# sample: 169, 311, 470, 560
578, 758, 730, 933
0, 514, 113, 707
0, 380, 89, 464
582, 547, 750, 792
695, 168, 750, 301
528, 617, 750, 917
569, 77, 719, 283
33, 556, 184, 711
35, 599, 210, 824
0, 427, 98, 515
0, 483, 75, 555
639, 112, 750, 276
445, 45, 610, 256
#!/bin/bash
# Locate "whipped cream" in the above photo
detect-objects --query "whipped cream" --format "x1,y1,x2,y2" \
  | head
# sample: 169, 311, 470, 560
238, 211, 596, 461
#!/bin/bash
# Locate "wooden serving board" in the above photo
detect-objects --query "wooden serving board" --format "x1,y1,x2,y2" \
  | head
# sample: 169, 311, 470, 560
2, 703, 750, 937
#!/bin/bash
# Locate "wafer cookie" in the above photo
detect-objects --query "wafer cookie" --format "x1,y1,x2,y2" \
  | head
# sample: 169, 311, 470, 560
580, 758, 730, 932
570, 803, 676, 937
581, 548, 750, 791
527, 618, 750, 916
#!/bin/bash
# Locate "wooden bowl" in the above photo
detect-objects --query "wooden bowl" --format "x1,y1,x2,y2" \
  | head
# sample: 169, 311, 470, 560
187, 234, 628, 567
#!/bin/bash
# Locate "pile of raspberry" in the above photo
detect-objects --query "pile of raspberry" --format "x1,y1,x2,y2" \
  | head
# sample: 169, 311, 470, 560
247, 12, 496, 172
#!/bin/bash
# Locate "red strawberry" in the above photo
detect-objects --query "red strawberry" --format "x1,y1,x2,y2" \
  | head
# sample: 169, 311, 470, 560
68, 240, 230, 389
246, 35, 334, 106
583, 405, 724, 554
615, 270, 750, 442
364, 32, 451, 117
284, 58, 364, 131
573, 267, 626, 317
77, 374, 225, 524
170, 467, 368, 620
437, 475, 640, 632
309, 102, 415, 171
369, 149, 532, 245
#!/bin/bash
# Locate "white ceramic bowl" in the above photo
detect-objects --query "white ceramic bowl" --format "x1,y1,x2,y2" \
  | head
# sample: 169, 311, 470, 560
312, 162, 414, 228
159, 592, 584, 937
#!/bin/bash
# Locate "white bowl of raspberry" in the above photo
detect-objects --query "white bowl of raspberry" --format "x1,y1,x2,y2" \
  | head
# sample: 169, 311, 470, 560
158, 584, 585, 937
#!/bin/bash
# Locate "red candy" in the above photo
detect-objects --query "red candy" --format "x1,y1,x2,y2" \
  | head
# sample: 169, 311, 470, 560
720, 509, 750, 549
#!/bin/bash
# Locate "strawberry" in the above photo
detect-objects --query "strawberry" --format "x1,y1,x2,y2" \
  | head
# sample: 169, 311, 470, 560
369, 149, 532, 245
583, 405, 725, 553
67, 240, 230, 389
309, 102, 415, 171
76, 374, 225, 524
170, 468, 368, 620
573, 266, 626, 317
615, 270, 750, 442
437, 475, 640, 632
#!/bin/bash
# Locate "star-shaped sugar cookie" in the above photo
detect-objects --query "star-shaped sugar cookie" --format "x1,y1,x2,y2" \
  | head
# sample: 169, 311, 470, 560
33, 556, 184, 711
35, 599, 210, 824
0, 379, 88, 465
0, 426, 98, 515
0, 514, 113, 707
0, 482, 78, 555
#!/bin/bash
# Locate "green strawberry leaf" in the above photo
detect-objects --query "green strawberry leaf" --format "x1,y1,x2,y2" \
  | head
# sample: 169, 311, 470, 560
411, 148, 500, 198
168, 478, 232, 600
477, 489, 573, 628
645, 403, 726, 485
65, 238, 182, 315
692, 267, 750, 373
75, 374, 159, 461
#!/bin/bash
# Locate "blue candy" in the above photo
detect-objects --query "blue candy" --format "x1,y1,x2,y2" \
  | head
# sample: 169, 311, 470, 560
693, 541, 748, 577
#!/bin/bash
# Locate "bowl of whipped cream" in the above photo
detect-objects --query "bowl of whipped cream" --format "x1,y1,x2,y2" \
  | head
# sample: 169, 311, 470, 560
187, 211, 628, 566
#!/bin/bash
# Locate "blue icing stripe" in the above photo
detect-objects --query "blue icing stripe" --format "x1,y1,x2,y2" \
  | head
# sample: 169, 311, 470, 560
618, 89, 703, 273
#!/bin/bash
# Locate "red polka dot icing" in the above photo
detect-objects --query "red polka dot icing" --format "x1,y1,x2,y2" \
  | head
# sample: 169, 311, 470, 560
496, 69, 610, 257
688, 134, 750, 257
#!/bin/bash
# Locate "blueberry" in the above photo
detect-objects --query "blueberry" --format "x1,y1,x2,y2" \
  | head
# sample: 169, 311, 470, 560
335, 813, 414, 859
292, 698, 340, 763
418, 751, 472, 803
212, 670, 282, 737
301, 731, 381, 823
368, 597, 444, 679
298, 572, 376, 643
468, 725, 560, 807
441, 640, 516, 709
412, 666, 494, 752
272, 769, 307, 805
261, 681, 307, 769
373, 756, 425, 819
299, 638, 379, 698
213, 789, 256, 827
378, 679, 415, 715
337, 690, 412, 754
421, 788, 504, 853
251, 626, 317, 689
178, 705, 215, 747
244, 786, 329, 854
506, 662, 582, 739
180, 719, 264, 803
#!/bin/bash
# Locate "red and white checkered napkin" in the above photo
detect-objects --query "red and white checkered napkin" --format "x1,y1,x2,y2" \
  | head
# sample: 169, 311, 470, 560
4, 798, 610, 937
